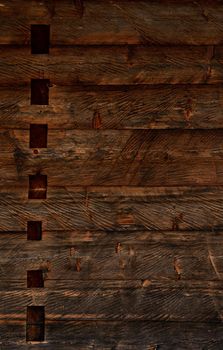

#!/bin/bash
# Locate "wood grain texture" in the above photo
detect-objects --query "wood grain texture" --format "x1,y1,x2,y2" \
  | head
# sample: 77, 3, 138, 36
2, 85, 223, 130
0, 45, 220, 86
0, 186, 223, 231
1, 0, 223, 45
1, 129, 223, 186
0, 230, 223, 282
0, 281, 223, 322
1, 1, 223, 346
1, 320, 223, 350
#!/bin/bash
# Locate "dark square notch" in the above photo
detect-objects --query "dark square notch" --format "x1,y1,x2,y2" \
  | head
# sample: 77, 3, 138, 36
27, 221, 42, 240
31, 79, 49, 105
26, 306, 45, 342
30, 124, 48, 148
27, 270, 44, 288
31, 24, 50, 54
28, 174, 47, 199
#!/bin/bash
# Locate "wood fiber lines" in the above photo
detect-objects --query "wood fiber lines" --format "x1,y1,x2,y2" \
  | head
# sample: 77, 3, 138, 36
1, 1, 223, 349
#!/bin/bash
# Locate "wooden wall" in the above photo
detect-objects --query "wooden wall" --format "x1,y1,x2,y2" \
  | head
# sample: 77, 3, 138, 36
1, 0, 223, 348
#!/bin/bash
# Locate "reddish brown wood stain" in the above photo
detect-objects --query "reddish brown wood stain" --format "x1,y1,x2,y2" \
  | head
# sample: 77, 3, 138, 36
0, 1, 223, 349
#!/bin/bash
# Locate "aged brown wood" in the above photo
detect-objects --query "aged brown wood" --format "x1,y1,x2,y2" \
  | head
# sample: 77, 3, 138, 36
0, 230, 222, 282
1, 1, 223, 46
1, 320, 223, 349
0, 45, 220, 86
1, 129, 223, 186
0, 186, 223, 231
1, 85, 223, 130
0, 281, 223, 322
1, 0, 223, 347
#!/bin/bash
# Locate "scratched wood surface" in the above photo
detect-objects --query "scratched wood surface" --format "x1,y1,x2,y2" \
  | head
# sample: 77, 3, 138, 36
0, 186, 223, 231
0, 230, 222, 282
0, 84, 223, 130
2, 84, 223, 130
1, 0, 223, 349
0, 0, 223, 46
1, 129, 223, 186
1, 281, 223, 322
1, 321, 223, 350
0, 45, 220, 86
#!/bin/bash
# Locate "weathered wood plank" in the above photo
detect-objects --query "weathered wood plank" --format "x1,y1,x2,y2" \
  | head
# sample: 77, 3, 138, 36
1, 320, 223, 349
1, 85, 223, 130
1, 0, 223, 45
1, 129, 223, 186
0, 281, 222, 322
1, 230, 222, 244
0, 46, 220, 86
0, 186, 223, 231
0, 230, 222, 282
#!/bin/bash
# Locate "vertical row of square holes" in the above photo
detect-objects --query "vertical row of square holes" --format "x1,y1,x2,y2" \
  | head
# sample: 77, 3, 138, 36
29, 27, 49, 200
26, 24, 50, 343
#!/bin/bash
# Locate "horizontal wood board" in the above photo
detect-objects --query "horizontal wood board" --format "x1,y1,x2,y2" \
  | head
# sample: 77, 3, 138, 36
1, 129, 223, 186
1, 85, 223, 130
0, 230, 222, 282
0, 1, 223, 45
0, 46, 222, 86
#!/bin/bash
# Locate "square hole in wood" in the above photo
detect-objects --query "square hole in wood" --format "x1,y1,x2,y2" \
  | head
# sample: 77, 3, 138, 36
31, 79, 49, 105
30, 124, 48, 148
26, 306, 45, 342
28, 174, 47, 199
31, 24, 50, 54
27, 221, 42, 240
27, 270, 44, 288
